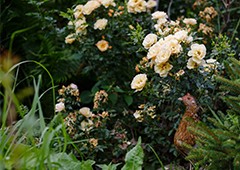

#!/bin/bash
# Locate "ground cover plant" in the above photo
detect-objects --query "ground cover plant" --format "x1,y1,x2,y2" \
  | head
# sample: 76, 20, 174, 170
1, 0, 240, 169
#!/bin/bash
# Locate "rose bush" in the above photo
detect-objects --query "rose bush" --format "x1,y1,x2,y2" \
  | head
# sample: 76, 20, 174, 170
56, 0, 238, 168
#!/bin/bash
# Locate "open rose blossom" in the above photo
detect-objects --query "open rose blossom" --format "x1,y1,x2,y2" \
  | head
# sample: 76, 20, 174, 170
65, 34, 76, 44
131, 73, 147, 92
94, 18, 108, 30
83, 0, 101, 15
96, 40, 109, 52
142, 33, 158, 49
79, 107, 93, 118
55, 102, 65, 112
187, 43, 206, 64
183, 18, 197, 25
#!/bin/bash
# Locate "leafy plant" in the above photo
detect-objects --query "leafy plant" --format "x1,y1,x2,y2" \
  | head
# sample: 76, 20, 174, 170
186, 57, 240, 169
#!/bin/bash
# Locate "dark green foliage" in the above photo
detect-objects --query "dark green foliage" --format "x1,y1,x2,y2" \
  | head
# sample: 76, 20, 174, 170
186, 57, 240, 169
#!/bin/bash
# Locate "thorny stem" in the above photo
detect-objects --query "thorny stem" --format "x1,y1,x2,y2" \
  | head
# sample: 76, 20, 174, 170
220, 0, 234, 32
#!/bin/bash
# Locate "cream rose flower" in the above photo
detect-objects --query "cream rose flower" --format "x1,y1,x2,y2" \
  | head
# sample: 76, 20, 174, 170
154, 62, 173, 77
70, 83, 78, 90
55, 102, 65, 112
155, 45, 171, 64
187, 58, 199, 69
131, 73, 147, 92
83, 0, 101, 15
89, 138, 98, 147
79, 107, 93, 118
96, 40, 109, 52
174, 30, 188, 42
100, 0, 116, 8
127, 0, 147, 14
94, 18, 108, 30
187, 43, 206, 64
80, 119, 94, 131
142, 33, 158, 49
146, 0, 157, 9
75, 17, 88, 34
151, 11, 167, 20
73, 5, 84, 19
65, 33, 76, 44
167, 39, 182, 54
147, 40, 164, 60
183, 18, 197, 25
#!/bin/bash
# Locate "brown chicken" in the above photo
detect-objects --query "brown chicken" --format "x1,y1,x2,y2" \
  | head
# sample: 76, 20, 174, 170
174, 93, 200, 156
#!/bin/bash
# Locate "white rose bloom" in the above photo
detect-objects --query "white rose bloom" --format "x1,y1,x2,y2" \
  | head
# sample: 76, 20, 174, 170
152, 11, 167, 20
206, 58, 217, 64
155, 45, 171, 64
133, 111, 141, 119
55, 102, 65, 112
154, 62, 173, 77
167, 39, 182, 54
73, 5, 84, 19
80, 107, 93, 118
80, 119, 94, 131
187, 58, 203, 69
127, 0, 147, 14
75, 17, 88, 34
94, 18, 108, 30
187, 43, 206, 64
186, 35, 193, 43
83, 0, 101, 15
147, 40, 164, 60
146, 0, 157, 9
142, 33, 158, 49
174, 30, 188, 42
131, 73, 148, 92
100, 0, 116, 8
183, 18, 197, 25
70, 83, 78, 90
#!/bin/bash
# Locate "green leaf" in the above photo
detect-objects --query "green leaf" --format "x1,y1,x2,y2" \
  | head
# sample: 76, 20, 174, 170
124, 94, 133, 106
113, 86, 125, 93
79, 160, 95, 170
108, 93, 118, 105
97, 162, 121, 170
121, 137, 144, 170
80, 90, 92, 104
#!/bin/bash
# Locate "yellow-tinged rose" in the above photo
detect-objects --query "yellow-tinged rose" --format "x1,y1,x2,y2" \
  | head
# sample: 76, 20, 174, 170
183, 18, 197, 25
187, 43, 206, 64
65, 34, 76, 44
131, 73, 147, 92
75, 17, 88, 34
80, 119, 94, 131
147, 40, 164, 60
94, 18, 108, 30
83, 0, 101, 15
89, 138, 98, 147
155, 45, 171, 64
73, 5, 84, 19
187, 58, 199, 69
154, 62, 173, 77
151, 11, 167, 20
127, 0, 147, 14
167, 39, 182, 54
142, 33, 158, 49
146, 0, 157, 9
100, 0, 116, 8
79, 107, 93, 118
174, 30, 188, 42
96, 40, 109, 52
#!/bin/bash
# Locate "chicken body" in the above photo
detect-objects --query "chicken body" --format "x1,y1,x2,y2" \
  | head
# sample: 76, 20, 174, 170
174, 93, 200, 156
